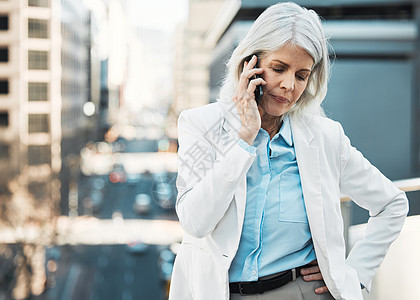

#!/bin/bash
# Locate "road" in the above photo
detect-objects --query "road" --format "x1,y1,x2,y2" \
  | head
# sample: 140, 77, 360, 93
46, 244, 163, 300
94, 173, 177, 221
44, 142, 178, 299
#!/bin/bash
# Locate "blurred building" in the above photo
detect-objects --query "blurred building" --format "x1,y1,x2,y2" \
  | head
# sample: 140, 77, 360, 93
0, 0, 105, 218
89, 0, 136, 136
168, 0, 224, 138
106, 0, 128, 125
173, 0, 420, 222
124, 28, 173, 125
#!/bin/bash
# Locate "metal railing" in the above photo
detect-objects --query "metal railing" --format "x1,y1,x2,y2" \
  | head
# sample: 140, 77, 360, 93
341, 177, 420, 203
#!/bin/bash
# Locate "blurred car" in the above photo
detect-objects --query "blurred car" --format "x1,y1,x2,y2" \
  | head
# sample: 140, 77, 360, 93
92, 177, 106, 190
125, 241, 150, 255
45, 247, 61, 289
133, 193, 152, 214
90, 189, 103, 213
158, 248, 175, 281
157, 245, 177, 298
109, 163, 127, 183
153, 182, 175, 209
112, 138, 127, 153
126, 173, 141, 184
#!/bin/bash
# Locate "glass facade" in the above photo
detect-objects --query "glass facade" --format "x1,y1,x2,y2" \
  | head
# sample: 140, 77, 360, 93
0, 79, 8, 94
0, 112, 8, 127
0, 47, 8, 62
28, 82, 48, 101
28, 145, 51, 165
0, 15, 8, 30
28, 0, 49, 7
28, 114, 49, 133
28, 50, 49, 70
28, 18, 49, 39
28, 181, 48, 200
0, 144, 8, 159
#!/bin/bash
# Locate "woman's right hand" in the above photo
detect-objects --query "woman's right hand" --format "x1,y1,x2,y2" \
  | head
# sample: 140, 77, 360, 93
233, 55, 266, 146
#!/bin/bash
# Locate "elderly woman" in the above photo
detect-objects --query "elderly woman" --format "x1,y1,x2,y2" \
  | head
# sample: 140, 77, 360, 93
169, 2, 408, 300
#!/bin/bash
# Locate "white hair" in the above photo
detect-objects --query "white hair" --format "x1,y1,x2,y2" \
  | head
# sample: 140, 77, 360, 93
219, 2, 330, 117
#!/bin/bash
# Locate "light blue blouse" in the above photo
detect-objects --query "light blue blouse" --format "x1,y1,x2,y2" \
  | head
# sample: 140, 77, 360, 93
229, 117, 316, 282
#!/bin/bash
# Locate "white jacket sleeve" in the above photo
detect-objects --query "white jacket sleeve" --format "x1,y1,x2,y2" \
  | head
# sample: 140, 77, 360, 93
338, 124, 409, 292
175, 109, 256, 238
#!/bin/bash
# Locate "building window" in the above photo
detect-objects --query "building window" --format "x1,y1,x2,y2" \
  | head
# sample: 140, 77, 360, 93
28, 18, 48, 39
0, 16, 8, 31
0, 112, 8, 127
28, 0, 49, 7
0, 48, 8, 62
28, 182, 47, 200
0, 144, 9, 159
28, 50, 48, 70
28, 145, 50, 165
0, 80, 8, 94
28, 82, 48, 101
28, 114, 49, 133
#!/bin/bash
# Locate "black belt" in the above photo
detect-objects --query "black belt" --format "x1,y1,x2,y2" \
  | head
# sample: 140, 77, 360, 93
229, 267, 303, 295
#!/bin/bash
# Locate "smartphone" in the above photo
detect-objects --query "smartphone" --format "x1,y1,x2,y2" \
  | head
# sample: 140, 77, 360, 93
245, 54, 263, 105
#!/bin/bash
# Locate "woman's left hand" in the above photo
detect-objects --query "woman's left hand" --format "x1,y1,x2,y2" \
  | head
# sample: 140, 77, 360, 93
300, 260, 329, 294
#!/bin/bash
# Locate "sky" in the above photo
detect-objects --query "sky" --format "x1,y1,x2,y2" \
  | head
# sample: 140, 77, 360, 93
127, 0, 189, 32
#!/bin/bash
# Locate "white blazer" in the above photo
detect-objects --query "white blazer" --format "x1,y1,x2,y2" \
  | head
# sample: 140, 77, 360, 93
169, 101, 408, 300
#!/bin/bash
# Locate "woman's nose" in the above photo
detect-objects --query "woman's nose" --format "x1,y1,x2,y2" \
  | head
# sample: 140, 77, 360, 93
280, 73, 294, 91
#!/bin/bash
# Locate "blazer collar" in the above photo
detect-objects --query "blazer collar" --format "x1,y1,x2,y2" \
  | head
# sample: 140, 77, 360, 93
218, 100, 317, 145
290, 114, 315, 146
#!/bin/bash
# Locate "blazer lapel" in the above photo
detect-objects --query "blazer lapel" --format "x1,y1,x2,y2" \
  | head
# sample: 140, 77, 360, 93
219, 100, 242, 138
218, 101, 247, 232
291, 115, 328, 260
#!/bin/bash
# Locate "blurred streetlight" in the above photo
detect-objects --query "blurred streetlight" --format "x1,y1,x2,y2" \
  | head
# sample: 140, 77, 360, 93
83, 102, 96, 117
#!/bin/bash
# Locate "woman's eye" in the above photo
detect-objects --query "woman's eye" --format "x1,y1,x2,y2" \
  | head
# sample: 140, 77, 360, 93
272, 68, 284, 73
296, 74, 308, 81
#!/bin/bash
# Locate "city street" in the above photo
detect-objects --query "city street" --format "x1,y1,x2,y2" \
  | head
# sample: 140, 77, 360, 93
46, 244, 163, 300
43, 139, 179, 300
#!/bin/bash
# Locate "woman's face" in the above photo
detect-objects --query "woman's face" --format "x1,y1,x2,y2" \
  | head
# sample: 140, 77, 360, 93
258, 43, 314, 117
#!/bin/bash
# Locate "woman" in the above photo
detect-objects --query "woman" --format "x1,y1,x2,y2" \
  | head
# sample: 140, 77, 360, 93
169, 2, 408, 300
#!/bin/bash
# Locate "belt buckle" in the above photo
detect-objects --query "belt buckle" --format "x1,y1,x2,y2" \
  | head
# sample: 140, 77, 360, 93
238, 283, 247, 296
292, 268, 297, 281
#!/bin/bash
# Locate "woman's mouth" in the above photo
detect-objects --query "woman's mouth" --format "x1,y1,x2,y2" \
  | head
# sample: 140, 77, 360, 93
271, 95, 290, 103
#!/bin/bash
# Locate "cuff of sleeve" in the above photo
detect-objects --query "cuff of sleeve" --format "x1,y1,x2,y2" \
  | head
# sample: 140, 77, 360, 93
235, 137, 257, 155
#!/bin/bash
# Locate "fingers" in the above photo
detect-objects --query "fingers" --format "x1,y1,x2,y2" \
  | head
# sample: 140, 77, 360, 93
302, 272, 323, 281
300, 261, 329, 295
247, 77, 266, 94
233, 55, 264, 144
243, 55, 258, 71
315, 285, 329, 294
302, 272, 330, 295
300, 265, 320, 276
238, 71, 264, 96
301, 265, 323, 281
237, 56, 264, 94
